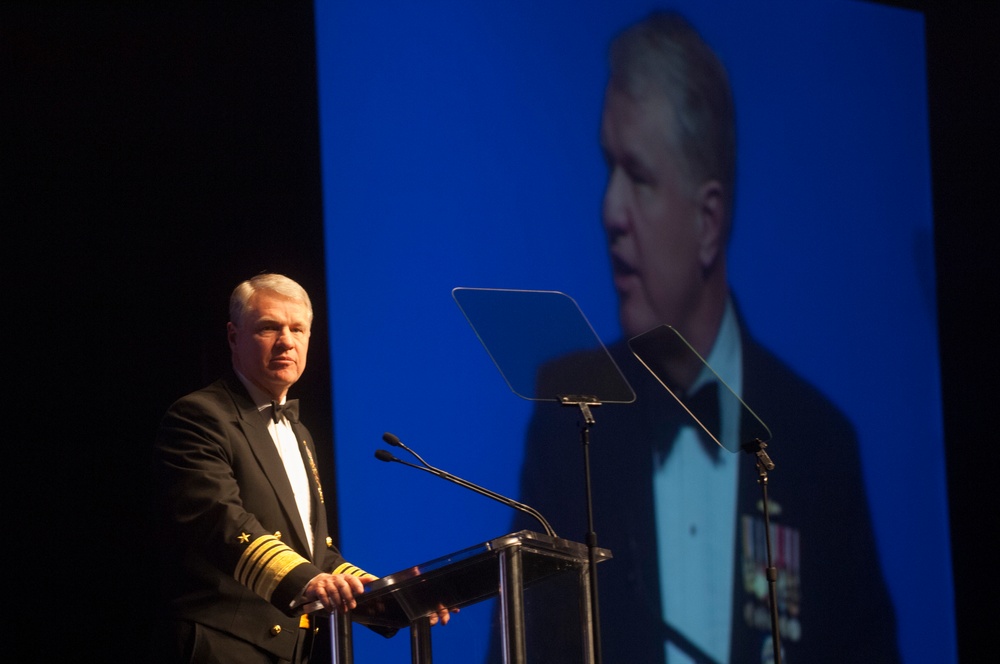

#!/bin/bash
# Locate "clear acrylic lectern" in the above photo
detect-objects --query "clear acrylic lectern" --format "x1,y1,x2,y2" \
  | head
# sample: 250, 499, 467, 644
332, 530, 611, 664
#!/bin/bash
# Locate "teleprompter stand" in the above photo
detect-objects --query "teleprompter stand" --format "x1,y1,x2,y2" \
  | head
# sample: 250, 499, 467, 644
452, 288, 636, 664
331, 530, 611, 664
628, 324, 782, 664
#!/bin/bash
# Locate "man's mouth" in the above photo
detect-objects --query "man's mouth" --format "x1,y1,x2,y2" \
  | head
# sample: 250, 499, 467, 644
611, 254, 635, 276
610, 253, 641, 299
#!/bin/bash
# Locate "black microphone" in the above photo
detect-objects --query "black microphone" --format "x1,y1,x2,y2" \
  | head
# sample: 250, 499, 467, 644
375, 431, 557, 538
374, 449, 397, 463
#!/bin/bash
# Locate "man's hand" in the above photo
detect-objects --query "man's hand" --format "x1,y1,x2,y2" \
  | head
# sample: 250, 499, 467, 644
301, 572, 369, 613
429, 604, 459, 626
302, 571, 457, 625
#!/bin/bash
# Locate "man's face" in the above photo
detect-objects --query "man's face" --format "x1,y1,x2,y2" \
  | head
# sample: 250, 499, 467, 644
600, 87, 706, 339
228, 290, 311, 400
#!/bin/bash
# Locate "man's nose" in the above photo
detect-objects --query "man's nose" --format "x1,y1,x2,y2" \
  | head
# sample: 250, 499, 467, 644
602, 168, 629, 237
275, 328, 295, 348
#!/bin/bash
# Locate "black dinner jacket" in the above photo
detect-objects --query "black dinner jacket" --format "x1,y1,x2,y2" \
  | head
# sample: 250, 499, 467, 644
153, 375, 343, 660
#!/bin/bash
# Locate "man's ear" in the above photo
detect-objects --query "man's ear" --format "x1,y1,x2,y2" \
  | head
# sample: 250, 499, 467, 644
697, 179, 726, 269
226, 321, 238, 350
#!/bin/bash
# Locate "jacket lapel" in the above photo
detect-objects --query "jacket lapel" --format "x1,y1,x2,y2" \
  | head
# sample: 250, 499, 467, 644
223, 377, 314, 559
292, 421, 327, 561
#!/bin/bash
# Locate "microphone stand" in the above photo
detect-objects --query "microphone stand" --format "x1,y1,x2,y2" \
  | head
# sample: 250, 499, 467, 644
560, 395, 604, 664
377, 433, 557, 539
743, 437, 781, 664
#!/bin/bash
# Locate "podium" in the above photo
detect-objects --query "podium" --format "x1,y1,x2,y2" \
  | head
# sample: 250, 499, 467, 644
331, 530, 611, 664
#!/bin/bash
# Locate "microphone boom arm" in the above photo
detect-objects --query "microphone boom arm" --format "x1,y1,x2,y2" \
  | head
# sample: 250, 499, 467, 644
374, 443, 557, 539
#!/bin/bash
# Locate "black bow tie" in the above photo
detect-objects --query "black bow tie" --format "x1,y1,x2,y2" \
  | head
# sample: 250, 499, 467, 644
270, 399, 300, 424
654, 381, 721, 463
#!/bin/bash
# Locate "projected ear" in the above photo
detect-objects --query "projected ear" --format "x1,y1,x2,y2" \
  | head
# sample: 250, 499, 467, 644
697, 179, 726, 270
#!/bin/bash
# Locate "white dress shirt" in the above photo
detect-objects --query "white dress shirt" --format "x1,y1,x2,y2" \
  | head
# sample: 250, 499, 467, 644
235, 372, 314, 555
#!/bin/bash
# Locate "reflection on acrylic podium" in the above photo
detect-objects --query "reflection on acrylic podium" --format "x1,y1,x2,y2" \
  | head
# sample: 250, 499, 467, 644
331, 530, 611, 664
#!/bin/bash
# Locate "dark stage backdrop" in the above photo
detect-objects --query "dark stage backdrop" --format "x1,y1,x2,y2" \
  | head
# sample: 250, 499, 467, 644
7, 0, 996, 662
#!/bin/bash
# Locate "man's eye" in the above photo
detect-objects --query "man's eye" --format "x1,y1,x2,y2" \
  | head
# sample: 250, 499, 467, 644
627, 168, 651, 186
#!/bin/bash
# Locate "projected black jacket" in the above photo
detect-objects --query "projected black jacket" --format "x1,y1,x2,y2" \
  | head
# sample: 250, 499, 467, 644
489, 322, 900, 664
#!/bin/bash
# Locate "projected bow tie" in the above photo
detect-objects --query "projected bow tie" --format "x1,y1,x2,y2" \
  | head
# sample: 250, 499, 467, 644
654, 381, 720, 462
684, 381, 720, 454
270, 399, 300, 424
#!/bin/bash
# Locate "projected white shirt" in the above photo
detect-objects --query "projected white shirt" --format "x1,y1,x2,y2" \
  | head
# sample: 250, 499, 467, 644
654, 299, 742, 664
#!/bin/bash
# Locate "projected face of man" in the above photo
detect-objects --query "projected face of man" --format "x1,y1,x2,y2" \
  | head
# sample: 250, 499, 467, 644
601, 86, 723, 345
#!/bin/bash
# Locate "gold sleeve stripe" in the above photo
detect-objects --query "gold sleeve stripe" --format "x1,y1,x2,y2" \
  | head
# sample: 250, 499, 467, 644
332, 562, 372, 578
235, 534, 310, 601
237, 536, 283, 590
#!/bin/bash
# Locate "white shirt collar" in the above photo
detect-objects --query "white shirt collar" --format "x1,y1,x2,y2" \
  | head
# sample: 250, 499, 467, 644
233, 369, 286, 416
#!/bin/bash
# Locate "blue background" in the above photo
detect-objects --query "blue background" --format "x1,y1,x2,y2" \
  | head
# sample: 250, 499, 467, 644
314, 1, 952, 662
